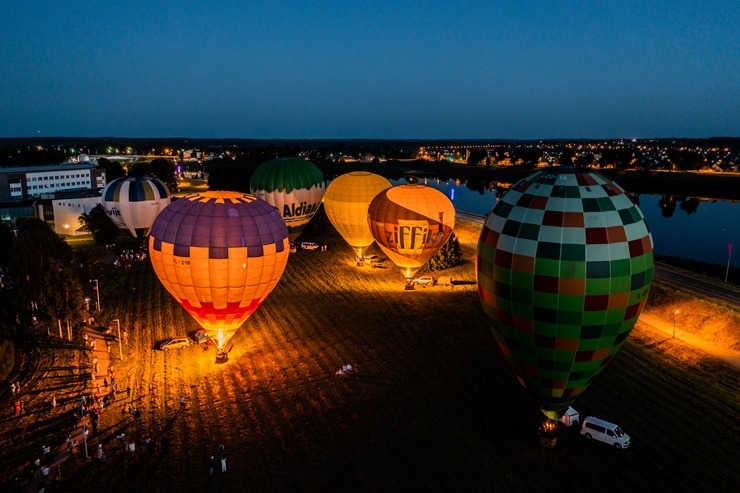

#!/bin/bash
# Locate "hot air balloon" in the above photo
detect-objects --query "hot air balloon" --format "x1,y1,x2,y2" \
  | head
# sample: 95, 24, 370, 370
476, 167, 653, 424
323, 171, 392, 263
368, 184, 455, 289
249, 157, 325, 242
102, 175, 171, 238
148, 191, 290, 350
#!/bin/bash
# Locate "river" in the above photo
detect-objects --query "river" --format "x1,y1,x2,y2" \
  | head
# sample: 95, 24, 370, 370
390, 177, 740, 269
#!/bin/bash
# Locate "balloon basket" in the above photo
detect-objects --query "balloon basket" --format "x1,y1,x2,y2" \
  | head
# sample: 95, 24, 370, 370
538, 418, 558, 448
215, 348, 229, 364
539, 435, 557, 449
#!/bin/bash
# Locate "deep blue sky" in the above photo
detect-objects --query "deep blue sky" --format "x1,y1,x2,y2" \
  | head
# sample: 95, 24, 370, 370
1, 1, 738, 139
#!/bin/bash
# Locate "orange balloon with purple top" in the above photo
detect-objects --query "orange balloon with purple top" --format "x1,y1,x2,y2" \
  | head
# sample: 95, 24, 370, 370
148, 191, 289, 348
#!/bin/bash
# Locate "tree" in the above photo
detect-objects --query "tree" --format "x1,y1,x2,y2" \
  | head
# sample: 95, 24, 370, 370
0, 218, 84, 335
79, 204, 120, 245
419, 233, 462, 273
97, 157, 126, 182
466, 148, 488, 165
129, 158, 178, 191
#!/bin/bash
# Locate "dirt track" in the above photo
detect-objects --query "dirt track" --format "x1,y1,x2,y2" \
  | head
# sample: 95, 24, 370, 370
1, 222, 739, 492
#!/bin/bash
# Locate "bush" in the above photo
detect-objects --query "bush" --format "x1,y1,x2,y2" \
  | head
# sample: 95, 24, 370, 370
419, 233, 462, 273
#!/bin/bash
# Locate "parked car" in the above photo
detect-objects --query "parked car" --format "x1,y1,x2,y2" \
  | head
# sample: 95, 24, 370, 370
301, 242, 320, 251
194, 330, 211, 344
158, 337, 191, 351
580, 416, 631, 448
413, 276, 435, 286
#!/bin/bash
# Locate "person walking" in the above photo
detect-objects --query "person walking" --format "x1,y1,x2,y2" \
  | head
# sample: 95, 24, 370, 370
208, 456, 216, 478
123, 329, 129, 345
179, 396, 185, 410
126, 385, 131, 398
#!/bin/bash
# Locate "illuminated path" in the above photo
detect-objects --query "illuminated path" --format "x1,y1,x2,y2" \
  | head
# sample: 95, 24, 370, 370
456, 211, 740, 370
637, 313, 740, 370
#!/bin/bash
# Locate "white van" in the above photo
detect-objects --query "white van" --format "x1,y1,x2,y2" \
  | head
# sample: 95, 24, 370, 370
580, 416, 631, 449
301, 242, 320, 251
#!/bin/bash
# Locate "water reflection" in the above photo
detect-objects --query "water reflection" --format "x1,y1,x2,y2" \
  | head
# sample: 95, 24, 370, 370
390, 178, 739, 268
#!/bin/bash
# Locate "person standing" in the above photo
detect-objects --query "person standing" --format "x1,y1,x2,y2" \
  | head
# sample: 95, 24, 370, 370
10, 382, 15, 395
221, 455, 227, 473
51, 394, 56, 408
179, 396, 185, 410
208, 456, 216, 478
123, 329, 129, 345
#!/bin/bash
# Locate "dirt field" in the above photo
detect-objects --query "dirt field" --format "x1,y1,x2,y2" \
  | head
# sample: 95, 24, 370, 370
1, 220, 739, 492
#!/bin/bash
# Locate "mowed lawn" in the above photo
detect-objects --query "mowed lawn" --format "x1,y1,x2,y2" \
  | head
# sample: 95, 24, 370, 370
2, 222, 739, 492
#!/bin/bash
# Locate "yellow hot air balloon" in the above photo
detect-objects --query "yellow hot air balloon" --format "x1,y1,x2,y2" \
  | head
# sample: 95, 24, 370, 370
148, 191, 290, 350
368, 184, 456, 289
323, 171, 392, 263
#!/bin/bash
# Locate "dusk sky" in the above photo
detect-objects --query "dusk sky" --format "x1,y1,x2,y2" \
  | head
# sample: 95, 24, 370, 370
1, 1, 738, 140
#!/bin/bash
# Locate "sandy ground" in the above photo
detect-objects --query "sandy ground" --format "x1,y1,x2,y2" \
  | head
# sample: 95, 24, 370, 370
1, 219, 738, 492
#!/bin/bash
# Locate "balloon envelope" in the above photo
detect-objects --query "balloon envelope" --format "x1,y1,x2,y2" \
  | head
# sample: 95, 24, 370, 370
148, 191, 290, 348
323, 171, 392, 260
249, 157, 325, 242
476, 167, 654, 420
102, 176, 171, 238
368, 184, 455, 283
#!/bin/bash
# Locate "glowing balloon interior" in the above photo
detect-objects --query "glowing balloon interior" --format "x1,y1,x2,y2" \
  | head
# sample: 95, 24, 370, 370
148, 191, 290, 348
323, 171, 392, 261
476, 167, 654, 420
102, 175, 171, 238
368, 184, 455, 287
249, 157, 325, 242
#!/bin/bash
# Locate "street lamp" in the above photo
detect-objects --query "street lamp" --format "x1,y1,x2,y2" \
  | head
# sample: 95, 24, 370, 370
673, 310, 680, 338
89, 279, 100, 311
113, 319, 123, 360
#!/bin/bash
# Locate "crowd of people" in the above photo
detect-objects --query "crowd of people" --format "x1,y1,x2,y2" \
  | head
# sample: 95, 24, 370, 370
111, 243, 148, 270
5, 322, 143, 491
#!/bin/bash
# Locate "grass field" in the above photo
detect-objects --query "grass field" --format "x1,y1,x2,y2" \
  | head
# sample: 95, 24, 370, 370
1, 220, 739, 492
